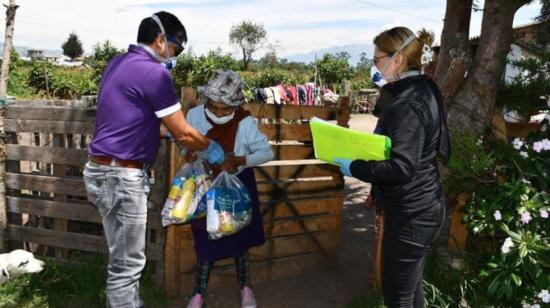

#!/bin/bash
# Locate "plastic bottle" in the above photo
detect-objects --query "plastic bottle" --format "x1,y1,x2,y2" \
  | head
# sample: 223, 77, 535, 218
171, 177, 195, 219
167, 178, 183, 200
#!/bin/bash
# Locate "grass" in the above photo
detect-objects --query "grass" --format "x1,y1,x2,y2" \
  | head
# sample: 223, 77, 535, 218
0, 254, 168, 308
347, 294, 385, 308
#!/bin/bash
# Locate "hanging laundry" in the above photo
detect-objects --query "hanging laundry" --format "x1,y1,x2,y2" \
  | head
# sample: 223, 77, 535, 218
298, 85, 307, 106
305, 83, 315, 106
264, 87, 275, 104
285, 87, 296, 105
322, 88, 339, 104
277, 85, 288, 104
270, 86, 281, 104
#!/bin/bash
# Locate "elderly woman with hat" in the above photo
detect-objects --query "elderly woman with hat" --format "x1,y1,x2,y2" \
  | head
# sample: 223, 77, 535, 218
184, 69, 273, 308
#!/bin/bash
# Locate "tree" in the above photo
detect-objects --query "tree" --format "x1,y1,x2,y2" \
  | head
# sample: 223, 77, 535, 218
315, 52, 354, 89
259, 41, 280, 68
536, 0, 550, 45
62, 32, 84, 60
88, 40, 123, 83
436, 0, 532, 136
0, 0, 18, 98
356, 51, 372, 72
229, 20, 267, 70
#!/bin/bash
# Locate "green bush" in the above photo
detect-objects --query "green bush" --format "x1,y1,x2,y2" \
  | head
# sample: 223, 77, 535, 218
27, 61, 96, 99
6, 51, 34, 98
242, 68, 307, 88
315, 52, 354, 89
445, 123, 550, 306
28, 60, 55, 94
172, 49, 240, 90
87, 40, 124, 84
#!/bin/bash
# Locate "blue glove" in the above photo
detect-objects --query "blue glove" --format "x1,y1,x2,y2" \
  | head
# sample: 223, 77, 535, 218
205, 140, 225, 165
333, 158, 352, 177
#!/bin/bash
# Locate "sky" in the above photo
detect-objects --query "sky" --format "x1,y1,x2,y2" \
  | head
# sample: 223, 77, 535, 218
0, 0, 543, 60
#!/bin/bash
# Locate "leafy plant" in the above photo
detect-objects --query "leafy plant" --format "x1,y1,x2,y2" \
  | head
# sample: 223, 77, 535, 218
171, 48, 240, 90
87, 40, 124, 84
446, 124, 550, 307
28, 60, 55, 95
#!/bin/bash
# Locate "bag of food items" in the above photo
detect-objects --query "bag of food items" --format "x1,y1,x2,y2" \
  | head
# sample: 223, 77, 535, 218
161, 160, 212, 226
205, 171, 252, 239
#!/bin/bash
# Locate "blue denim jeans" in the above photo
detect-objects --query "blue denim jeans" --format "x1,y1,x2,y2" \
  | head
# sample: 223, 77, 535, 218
83, 161, 151, 308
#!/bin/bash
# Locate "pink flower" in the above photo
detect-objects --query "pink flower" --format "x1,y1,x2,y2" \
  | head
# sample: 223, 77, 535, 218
520, 212, 532, 224
540, 209, 549, 219
533, 141, 544, 153
493, 210, 502, 221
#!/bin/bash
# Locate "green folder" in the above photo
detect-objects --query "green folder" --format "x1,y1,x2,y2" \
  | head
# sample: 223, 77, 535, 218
309, 117, 391, 165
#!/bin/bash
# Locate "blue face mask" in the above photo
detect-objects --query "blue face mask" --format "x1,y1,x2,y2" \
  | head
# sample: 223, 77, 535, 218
163, 58, 177, 70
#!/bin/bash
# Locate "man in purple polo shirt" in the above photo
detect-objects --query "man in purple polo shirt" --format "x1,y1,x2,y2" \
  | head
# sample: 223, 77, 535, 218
83, 11, 224, 308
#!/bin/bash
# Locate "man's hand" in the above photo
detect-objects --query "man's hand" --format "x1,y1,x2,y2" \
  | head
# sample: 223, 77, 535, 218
161, 109, 210, 150
184, 150, 197, 163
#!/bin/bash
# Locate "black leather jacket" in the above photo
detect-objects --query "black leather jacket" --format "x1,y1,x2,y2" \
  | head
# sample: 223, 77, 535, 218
350, 75, 450, 214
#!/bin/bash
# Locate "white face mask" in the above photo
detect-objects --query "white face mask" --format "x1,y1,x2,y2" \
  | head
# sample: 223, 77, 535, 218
370, 65, 388, 87
150, 14, 178, 70
205, 107, 235, 125
371, 34, 417, 87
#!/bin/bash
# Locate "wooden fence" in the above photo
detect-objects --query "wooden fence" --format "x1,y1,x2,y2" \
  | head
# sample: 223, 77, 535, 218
0, 96, 355, 296
1, 100, 167, 284
164, 93, 350, 297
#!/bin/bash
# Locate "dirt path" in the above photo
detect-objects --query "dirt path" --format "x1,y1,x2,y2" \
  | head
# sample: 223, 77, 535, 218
171, 114, 379, 308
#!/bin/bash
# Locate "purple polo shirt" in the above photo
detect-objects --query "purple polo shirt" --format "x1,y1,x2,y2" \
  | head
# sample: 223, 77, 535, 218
89, 45, 180, 164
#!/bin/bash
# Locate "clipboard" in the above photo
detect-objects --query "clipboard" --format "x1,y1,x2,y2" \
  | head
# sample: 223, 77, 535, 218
309, 117, 391, 165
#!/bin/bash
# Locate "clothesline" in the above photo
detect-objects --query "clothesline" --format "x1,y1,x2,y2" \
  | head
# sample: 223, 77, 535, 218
250, 83, 340, 106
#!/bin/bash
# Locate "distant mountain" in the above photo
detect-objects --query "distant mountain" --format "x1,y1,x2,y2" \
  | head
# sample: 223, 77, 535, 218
283, 44, 374, 65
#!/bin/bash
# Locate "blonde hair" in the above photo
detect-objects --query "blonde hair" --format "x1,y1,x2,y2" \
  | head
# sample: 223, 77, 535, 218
373, 27, 434, 71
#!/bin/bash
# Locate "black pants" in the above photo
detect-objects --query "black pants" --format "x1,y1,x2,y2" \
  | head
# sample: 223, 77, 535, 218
382, 201, 445, 308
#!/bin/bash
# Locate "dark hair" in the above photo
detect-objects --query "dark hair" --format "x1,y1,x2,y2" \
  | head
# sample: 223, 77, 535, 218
137, 11, 187, 45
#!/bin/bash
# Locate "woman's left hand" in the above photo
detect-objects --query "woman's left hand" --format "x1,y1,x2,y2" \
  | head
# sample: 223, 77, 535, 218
334, 158, 352, 177
219, 155, 246, 174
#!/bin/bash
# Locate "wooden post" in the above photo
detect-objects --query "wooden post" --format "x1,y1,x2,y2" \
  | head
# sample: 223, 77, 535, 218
0, 0, 20, 252
448, 193, 469, 253
0, 107, 7, 252
337, 96, 351, 128
0, 0, 18, 98
373, 209, 384, 294
52, 133, 68, 258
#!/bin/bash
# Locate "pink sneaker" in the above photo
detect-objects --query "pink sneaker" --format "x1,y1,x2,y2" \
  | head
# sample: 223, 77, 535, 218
241, 286, 257, 308
186, 293, 204, 308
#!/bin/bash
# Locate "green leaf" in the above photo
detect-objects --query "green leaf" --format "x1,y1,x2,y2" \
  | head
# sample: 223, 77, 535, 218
487, 263, 498, 269
510, 273, 522, 286
519, 245, 528, 259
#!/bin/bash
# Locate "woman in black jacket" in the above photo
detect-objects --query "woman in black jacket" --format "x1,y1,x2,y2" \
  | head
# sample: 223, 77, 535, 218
335, 27, 450, 308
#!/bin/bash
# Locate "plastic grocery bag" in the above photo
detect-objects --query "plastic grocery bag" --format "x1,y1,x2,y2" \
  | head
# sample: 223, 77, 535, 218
205, 171, 252, 240
161, 160, 212, 226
